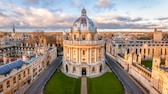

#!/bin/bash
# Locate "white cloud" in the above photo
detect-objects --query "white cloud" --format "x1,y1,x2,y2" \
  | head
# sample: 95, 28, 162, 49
0, 2, 76, 28
96, 0, 110, 7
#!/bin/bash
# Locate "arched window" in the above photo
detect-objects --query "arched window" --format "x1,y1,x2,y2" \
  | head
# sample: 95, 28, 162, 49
92, 67, 95, 73
99, 64, 102, 72
127, 49, 130, 54
73, 67, 76, 73
66, 65, 68, 73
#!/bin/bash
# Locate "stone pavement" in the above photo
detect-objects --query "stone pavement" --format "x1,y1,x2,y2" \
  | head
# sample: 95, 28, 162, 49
81, 76, 87, 94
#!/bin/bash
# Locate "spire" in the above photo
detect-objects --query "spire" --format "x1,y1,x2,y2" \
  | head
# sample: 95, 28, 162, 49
13, 24, 15, 33
81, 7, 86, 16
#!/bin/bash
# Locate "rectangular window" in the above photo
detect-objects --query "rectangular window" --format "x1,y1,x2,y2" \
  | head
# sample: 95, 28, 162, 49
91, 35, 94, 40
83, 50, 85, 55
28, 69, 30, 74
13, 77, 16, 84
0, 84, 3, 93
23, 71, 26, 77
18, 74, 21, 80
6, 81, 10, 88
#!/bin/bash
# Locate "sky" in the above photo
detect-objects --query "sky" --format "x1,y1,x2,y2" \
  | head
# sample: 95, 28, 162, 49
0, 0, 168, 32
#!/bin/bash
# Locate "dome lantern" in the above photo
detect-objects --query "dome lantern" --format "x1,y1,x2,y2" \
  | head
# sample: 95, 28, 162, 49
81, 8, 86, 16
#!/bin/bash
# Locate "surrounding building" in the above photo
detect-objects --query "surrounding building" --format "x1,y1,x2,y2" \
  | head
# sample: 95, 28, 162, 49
62, 8, 107, 78
106, 28, 168, 94
0, 31, 57, 94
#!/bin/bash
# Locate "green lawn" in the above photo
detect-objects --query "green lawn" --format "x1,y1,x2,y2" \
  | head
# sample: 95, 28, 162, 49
44, 72, 81, 94
141, 61, 152, 69
87, 72, 123, 94
141, 61, 165, 70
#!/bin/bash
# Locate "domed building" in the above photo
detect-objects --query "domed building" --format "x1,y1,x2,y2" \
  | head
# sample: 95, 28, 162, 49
62, 8, 107, 78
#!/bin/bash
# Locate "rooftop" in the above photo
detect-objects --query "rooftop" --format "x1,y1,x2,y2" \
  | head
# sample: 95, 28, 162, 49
0, 60, 28, 75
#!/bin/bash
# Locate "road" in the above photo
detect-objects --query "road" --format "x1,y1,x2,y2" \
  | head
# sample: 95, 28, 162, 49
25, 56, 62, 94
105, 55, 144, 94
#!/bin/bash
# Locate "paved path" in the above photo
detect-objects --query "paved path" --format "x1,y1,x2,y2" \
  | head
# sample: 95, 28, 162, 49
81, 76, 87, 94
25, 56, 62, 94
105, 55, 144, 94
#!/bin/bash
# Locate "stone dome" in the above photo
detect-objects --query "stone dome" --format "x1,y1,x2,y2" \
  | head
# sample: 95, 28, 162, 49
72, 8, 96, 32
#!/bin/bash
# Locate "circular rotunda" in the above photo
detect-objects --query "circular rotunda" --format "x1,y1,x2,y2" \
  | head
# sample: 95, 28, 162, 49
62, 8, 107, 78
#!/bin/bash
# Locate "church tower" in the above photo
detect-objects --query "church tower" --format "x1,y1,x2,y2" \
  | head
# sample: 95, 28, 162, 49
152, 48, 160, 69
11, 24, 16, 39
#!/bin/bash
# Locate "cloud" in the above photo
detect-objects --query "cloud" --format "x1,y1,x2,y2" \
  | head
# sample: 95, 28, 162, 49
72, 0, 80, 5
93, 14, 167, 29
0, 2, 76, 29
96, 0, 110, 7
95, 0, 115, 11
157, 17, 168, 20
0, 1, 167, 30
24, 0, 39, 5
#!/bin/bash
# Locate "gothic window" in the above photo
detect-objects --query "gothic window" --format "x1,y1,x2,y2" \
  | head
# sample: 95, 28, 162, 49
6, 81, 10, 88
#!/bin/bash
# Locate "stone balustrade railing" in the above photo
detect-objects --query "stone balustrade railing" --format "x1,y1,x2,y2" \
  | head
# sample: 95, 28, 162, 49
63, 40, 104, 45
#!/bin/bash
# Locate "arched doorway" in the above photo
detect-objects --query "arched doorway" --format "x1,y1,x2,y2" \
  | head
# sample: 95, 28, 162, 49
82, 67, 86, 76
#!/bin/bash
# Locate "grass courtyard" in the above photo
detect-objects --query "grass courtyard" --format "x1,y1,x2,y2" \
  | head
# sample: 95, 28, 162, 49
141, 61, 152, 69
87, 72, 123, 94
44, 72, 81, 94
141, 60, 165, 70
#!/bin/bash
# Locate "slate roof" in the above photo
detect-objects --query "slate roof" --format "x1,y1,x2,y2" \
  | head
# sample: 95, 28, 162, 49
0, 60, 28, 75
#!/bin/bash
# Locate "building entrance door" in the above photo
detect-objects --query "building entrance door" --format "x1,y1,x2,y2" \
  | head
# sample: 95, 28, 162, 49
82, 68, 86, 76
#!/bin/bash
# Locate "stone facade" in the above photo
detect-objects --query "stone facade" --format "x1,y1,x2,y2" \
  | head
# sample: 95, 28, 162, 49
106, 29, 168, 94
0, 43, 57, 94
